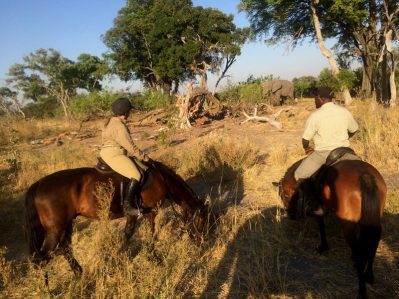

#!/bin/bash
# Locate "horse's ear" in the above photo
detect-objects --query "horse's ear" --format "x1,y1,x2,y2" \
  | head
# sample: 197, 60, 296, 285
272, 181, 280, 187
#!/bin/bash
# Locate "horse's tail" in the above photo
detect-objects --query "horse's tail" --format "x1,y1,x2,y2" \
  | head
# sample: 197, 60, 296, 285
358, 172, 382, 282
24, 182, 45, 260
359, 172, 381, 227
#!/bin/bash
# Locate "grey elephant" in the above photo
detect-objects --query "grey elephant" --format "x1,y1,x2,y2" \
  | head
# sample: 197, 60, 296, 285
262, 79, 295, 105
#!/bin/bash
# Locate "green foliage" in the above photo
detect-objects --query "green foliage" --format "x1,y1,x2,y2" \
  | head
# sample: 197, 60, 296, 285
317, 68, 339, 92
6, 48, 108, 118
293, 76, 317, 98
218, 81, 263, 105
23, 98, 62, 118
103, 0, 248, 92
317, 68, 357, 93
337, 69, 357, 90
128, 90, 173, 111
69, 91, 124, 118
239, 0, 399, 101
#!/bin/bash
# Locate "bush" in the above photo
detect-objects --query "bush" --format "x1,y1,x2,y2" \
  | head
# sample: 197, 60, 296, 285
218, 82, 263, 105
318, 68, 357, 93
23, 98, 61, 119
139, 90, 173, 111
70, 91, 126, 118
293, 76, 318, 98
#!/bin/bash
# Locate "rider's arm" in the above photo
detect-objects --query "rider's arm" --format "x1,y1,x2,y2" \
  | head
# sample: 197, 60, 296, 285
348, 130, 357, 138
114, 121, 147, 160
347, 110, 359, 138
302, 138, 313, 154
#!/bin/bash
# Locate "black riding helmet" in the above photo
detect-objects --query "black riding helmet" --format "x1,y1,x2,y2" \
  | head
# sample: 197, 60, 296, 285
111, 97, 133, 116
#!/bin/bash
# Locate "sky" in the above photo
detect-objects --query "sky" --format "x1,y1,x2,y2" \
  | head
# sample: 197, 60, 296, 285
0, 0, 331, 92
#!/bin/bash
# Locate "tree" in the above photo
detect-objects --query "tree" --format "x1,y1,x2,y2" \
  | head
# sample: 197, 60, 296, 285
293, 76, 317, 98
103, 0, 247, 93
239, 0, 353, 104
6, 49, 108, 118
317, 0, 398, 103
239, 0, 399, 104
0, 87, 25, 118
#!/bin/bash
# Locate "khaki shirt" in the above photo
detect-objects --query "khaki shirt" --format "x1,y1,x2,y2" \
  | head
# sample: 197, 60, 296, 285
303, 102, 359, 151
102, 117, 146, 159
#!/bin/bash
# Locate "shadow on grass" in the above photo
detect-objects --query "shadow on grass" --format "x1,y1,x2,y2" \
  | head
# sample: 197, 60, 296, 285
197, 206, 399, 298
0, 188, 26, 262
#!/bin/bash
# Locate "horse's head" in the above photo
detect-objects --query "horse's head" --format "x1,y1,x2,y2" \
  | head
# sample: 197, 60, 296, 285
272, 179, 299, 219
187, 201, 216, 244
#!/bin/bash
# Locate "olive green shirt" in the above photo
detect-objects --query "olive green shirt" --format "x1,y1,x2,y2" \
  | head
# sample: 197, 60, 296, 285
102, 117, 146, 160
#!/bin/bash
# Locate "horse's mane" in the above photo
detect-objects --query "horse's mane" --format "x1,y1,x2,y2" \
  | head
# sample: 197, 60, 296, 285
282, 159, 303, 181
151, 161, 204, 206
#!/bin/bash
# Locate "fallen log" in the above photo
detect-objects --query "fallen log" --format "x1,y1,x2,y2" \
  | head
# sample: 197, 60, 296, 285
241, 107, 283, 130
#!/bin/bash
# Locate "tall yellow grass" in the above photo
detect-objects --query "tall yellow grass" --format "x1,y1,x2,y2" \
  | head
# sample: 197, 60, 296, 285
0, 99, 398, 298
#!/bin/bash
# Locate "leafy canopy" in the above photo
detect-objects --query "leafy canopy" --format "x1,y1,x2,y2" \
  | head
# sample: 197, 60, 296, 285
103, 0, 248, 90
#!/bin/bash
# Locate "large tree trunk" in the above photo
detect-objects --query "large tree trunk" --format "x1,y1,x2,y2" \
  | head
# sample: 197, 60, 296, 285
361, 65, 373, 97
311, 0, 353, 105
385, 29, 397, 106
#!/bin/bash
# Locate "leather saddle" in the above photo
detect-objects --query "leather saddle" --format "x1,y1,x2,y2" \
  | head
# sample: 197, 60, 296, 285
324, 147, 360, 167
95, 156, 148, 186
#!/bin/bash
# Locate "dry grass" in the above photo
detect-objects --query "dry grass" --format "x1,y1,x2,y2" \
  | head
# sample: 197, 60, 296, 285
0, 99, 398, 298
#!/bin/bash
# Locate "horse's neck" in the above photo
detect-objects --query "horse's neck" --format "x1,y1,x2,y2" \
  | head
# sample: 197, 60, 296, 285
153, 162, 200, 207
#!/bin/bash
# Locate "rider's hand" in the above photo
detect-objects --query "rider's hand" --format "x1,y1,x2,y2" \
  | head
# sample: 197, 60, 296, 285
143, 154, 150, 162
304, 147, 314, 155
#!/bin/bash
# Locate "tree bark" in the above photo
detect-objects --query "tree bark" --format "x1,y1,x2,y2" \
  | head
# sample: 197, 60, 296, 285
11, 96, 25, 119
311, 0, 353, 105
385, 30, 397, 106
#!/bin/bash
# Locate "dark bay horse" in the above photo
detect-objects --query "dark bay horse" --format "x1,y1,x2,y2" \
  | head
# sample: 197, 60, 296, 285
25, 160, 209, 276
274, 158, 386, 299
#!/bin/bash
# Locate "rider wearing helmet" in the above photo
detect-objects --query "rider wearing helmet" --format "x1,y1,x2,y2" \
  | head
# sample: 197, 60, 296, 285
100, 97, 150, 217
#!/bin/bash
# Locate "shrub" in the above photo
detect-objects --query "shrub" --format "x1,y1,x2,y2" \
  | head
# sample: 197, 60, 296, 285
139, 90, 173, 111
70, 91, 126, 118
23, 97, 61, 118
218, 82, 263, 105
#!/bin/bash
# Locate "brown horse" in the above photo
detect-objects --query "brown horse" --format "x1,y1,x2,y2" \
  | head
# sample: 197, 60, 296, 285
273, 158, 386, 299
25, 160, 209, 276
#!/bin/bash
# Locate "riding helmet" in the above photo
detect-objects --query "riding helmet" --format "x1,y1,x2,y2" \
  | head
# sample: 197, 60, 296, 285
111, 98, 133, 115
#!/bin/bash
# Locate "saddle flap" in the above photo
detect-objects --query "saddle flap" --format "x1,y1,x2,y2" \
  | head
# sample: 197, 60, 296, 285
96, 157, 113, 172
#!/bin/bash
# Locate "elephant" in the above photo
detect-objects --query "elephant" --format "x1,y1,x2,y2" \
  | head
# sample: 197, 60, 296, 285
262, 79, 295, 105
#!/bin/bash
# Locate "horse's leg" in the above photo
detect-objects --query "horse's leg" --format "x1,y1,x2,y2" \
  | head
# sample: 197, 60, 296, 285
316, 216, 329, 253
362, 226, 381, 285
59, 221, 82, 277
122, 215, 138, 250
341, 221, 358, 262
148, 210, 157, 239
39, 226, 65, 287
146, 211, 158, 252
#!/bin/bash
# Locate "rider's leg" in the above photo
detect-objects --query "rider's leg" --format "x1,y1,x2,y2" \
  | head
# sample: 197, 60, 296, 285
100, 149, 143, 216
294, 151, 330, 215
123, 178, 141, 216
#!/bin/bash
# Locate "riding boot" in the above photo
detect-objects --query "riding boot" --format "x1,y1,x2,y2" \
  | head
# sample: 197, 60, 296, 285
123, 178, 141, 217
